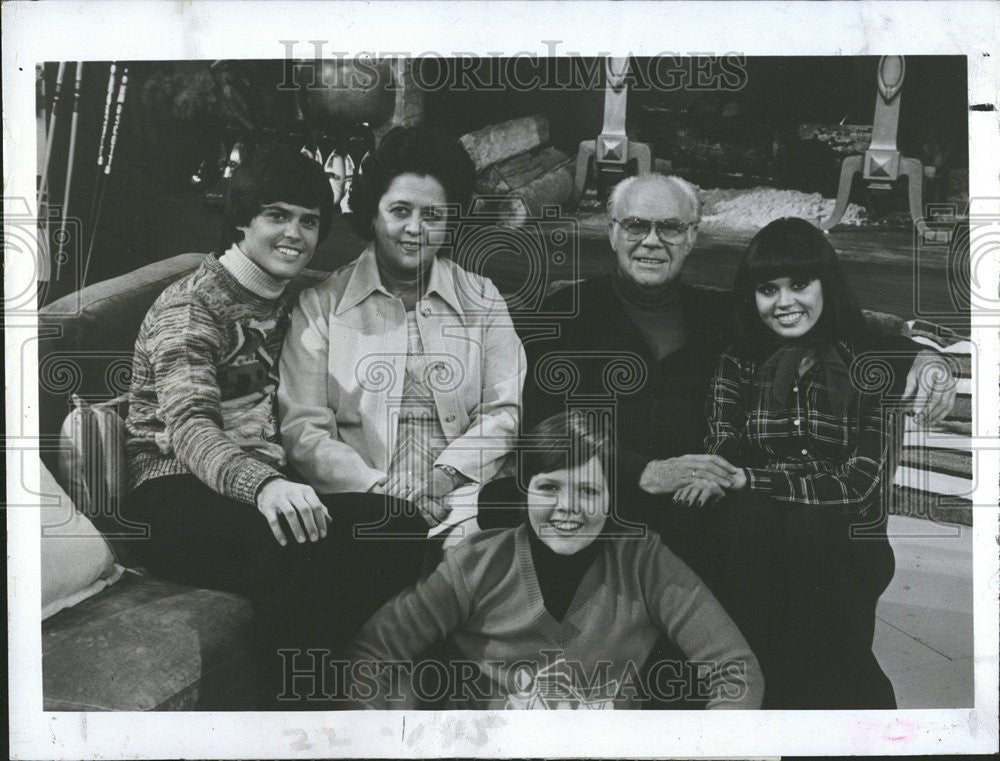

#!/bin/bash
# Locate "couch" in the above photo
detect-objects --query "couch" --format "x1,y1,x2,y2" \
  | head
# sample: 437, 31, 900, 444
38, 253, 972, 712
39, 254, 328, 711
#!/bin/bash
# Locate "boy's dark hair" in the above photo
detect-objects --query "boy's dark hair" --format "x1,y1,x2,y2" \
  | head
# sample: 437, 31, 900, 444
348, 126, 476, 240
733, 217, 867, 357
521, 411, 613, 485
222, 143, 334, 250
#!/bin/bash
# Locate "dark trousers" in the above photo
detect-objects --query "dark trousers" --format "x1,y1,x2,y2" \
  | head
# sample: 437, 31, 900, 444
125, 475, 429, 709
719, 492, 897, 709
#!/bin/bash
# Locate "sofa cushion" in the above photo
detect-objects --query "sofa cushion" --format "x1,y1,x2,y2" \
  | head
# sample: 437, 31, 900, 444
43, 572, 256, 711
41, 461, 124, 620
55, 394, 147, 566
41, 253, 210, 350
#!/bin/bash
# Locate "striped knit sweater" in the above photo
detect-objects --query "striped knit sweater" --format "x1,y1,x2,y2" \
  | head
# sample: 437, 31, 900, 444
126, 252, 299, 504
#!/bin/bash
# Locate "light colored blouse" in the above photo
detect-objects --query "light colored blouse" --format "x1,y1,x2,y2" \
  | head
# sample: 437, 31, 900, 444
278, 246, 526, 494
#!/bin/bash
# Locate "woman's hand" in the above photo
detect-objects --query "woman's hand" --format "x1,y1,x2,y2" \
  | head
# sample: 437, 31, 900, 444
382, 472, 456, 527
640, 454, 742, 495
256, 479, 330, 546
729, 468, 748, 491
383, 469, 419, 501
409, 468, 463, 527
415, 495, 452, 527
429, 465, 466, 499
672, 479, 726, 508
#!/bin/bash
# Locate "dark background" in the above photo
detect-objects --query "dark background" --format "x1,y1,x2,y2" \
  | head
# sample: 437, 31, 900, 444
36, 55, 969, 328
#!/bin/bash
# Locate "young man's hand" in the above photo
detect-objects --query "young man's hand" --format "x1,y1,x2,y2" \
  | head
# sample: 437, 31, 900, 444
256, 479, 330, 546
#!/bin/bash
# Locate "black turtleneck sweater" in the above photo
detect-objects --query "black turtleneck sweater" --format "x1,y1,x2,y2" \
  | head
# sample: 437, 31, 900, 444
517, 273, 734, 496
612, 269, 687, 361
526, 523, 602, 622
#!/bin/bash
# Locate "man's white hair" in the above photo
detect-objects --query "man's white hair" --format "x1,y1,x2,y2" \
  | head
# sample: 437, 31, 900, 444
606, 174, 703, 223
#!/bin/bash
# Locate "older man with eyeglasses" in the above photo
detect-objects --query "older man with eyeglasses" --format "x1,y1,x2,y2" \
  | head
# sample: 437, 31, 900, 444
499, 175, 746, 557
480, 175, 743, 570
599, 174, 742, 501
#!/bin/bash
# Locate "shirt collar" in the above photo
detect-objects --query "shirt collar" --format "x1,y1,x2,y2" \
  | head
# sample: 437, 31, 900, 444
336, 245, 464, 315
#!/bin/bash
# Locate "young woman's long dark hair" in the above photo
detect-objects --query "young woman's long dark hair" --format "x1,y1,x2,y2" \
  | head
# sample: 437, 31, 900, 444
733, 217, 868, 359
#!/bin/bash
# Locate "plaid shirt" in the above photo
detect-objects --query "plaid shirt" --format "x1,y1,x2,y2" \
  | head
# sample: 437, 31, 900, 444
705, 343, 899, 511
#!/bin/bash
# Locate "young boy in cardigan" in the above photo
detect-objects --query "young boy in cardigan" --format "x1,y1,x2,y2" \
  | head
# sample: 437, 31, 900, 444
347, 412, 763, 710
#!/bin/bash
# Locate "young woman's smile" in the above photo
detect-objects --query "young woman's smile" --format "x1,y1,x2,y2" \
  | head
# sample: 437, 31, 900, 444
754, 276, 824, 339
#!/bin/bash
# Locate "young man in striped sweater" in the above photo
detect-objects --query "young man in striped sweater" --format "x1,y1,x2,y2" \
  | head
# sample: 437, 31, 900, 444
124, 144, 427, 707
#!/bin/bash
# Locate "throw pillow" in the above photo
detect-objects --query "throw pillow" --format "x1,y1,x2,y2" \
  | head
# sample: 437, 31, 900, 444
41, 461, 124, 620
57, 394, 145, 565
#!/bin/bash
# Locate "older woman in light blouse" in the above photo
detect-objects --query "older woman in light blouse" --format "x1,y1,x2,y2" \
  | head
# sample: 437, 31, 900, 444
278, 126, 525, 532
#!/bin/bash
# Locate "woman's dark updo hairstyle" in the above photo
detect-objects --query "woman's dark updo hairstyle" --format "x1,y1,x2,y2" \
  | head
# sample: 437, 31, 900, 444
348, 126, 476, 240
520, 411, 613, 486
734, 217, 868, 357
223, 142, 334, 251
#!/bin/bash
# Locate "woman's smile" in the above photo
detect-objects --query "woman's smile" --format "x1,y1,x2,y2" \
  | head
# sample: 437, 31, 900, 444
755, 276, 824, 338
372, 173, 449, 279
775, 310, 806, 326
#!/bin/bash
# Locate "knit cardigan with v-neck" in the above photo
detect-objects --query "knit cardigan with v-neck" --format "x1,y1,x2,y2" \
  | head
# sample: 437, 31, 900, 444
348, 524, 763, 709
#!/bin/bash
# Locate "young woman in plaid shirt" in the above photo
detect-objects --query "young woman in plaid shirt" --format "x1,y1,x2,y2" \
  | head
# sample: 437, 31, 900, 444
682, 217, 912, 709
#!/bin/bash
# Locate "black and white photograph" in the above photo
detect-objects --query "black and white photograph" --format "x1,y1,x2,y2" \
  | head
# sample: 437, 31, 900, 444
6, 1, 999, 758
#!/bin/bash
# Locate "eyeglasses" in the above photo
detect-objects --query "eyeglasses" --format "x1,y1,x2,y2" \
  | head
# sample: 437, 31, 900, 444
613, 217, 695, 242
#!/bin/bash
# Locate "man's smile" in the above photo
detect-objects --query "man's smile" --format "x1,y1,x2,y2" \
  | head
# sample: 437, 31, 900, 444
632, 255, 668, 265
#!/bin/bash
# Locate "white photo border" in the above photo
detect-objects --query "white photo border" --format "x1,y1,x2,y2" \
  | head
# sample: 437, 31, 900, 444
5, 1, 999, 757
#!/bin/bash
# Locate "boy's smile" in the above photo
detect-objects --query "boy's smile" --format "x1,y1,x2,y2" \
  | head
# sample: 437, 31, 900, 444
527, 456, 609, 556
237, 202, 321, 280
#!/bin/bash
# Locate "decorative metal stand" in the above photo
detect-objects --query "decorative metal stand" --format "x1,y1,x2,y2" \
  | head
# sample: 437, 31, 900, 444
821, 56, 933, 236
570, 57, 653, 209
